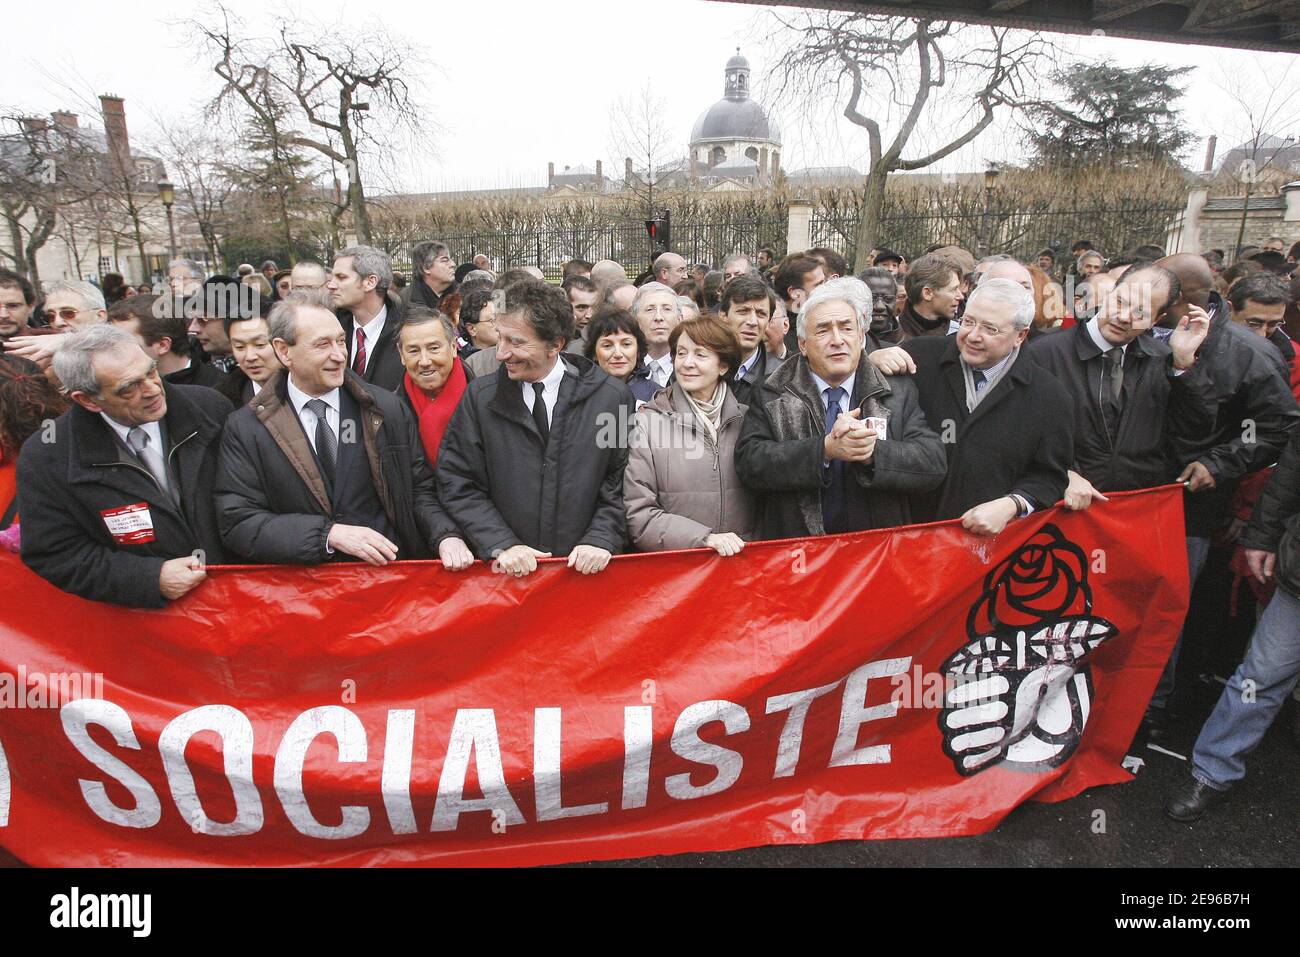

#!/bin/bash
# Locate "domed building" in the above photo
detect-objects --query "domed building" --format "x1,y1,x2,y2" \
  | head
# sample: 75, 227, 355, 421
689, 50, 781, 185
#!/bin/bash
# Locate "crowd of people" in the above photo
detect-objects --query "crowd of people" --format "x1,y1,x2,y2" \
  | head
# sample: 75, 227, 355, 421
0, 231, 1298, 828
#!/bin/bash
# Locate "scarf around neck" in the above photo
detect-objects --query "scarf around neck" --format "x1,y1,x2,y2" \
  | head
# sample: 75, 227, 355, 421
403, 357, 468, 465
682, 380, 726, 445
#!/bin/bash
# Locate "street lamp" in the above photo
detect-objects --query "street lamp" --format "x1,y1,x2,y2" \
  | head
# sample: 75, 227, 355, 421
980, 163, 1001, 256
157, 178, 177, 262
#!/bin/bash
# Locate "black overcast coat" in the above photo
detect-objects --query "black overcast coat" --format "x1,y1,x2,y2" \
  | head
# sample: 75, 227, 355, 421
1169, 300, 1300, 536
903, 335, 1074, 519
337, 290, 406, 393
1025, 320, 1217, 495
1240, 426, 1300, 600
436, 355, 634, 558
17, 384, 231, 608
735, 354, 947, 538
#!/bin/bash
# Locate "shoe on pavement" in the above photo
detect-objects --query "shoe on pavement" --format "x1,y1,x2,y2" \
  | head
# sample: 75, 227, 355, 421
1165, 776, 1230, 823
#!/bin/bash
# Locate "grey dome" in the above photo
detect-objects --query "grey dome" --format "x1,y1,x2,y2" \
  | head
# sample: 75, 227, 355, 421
691, 98, 780, 144
726, 52, 750, 70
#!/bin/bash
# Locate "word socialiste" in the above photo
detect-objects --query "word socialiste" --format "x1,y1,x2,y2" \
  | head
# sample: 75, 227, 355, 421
48, 655, 913, 838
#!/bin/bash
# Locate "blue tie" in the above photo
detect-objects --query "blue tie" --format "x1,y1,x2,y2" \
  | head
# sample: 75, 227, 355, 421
822, 387, 847, 533
973, 369, 988, 394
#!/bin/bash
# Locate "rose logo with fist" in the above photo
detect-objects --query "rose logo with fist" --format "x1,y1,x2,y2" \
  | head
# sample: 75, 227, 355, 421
940, 525, 1117, 776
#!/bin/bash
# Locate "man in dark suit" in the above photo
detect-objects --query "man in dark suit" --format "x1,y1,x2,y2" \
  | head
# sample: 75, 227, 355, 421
904, 278, 1074, 534
736, 277, 947, 538
722, 274, 784, 405
438, 280, 633, 578
1026, 263, 1215, 504
329, 245, 405, 393
17, 324, 231, 607
214, 290, 472, 569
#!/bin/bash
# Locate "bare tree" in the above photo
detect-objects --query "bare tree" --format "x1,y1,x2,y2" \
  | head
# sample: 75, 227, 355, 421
769, 11, 1052, 270
195, 4, 429, 245
1209, 59, 1300, 262
608, 82, 678, 218
0, 112, 105, 282
151, 118, 235, 269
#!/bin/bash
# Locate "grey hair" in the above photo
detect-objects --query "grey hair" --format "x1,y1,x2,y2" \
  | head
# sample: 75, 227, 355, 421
51, 323, 141, 396
167, 258, 206, 282
631, 281, 683, 321
266, 288, 336, 346
289, 261, 327, 287
1076, 250, 1104, 271
677, 296, 701, 319
652, 252, 684, 277
723, 252, 752, 271
797, 276, 872, 340
337, 245, 393, 296
411, 241, 450, 277
966, 277, 1035, 331
462, 269, 495, 285
44, 279, 105, 313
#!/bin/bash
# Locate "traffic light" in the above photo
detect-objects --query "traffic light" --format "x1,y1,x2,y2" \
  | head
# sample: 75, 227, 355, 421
644, 210, 671, 254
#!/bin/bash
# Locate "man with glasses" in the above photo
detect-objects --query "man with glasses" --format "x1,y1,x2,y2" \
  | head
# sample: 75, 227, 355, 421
1228, 272, 1291, 341
903, 278, 1074, 534
42, 280, 106, 331
16, 324, 232, 607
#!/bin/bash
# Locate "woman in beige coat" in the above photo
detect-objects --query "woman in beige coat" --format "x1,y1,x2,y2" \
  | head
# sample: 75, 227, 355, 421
624, 317, 757, 555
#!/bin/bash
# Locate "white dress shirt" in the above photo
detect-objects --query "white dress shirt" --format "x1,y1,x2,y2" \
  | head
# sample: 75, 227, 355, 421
352, 304, 388, 374
737, 347, 763, 382
643, 352, 673, 388
521, 355, 569, 427
286, 377, 341, 456
100, 413, 162, 452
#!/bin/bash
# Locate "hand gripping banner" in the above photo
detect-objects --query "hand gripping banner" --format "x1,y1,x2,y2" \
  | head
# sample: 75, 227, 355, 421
0, 487, 1188, 867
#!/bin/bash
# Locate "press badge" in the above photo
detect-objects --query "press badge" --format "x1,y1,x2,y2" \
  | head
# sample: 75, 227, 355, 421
866, 416, 888, 440
100, 502, 156, 545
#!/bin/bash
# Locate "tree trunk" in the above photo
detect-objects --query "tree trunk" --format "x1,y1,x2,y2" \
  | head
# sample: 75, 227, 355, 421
1233, 183, 1251, 265
3, 211, 26, 276
852, 166, 889, 273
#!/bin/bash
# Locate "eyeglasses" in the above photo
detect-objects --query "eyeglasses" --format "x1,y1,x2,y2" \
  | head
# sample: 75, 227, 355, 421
957, 317, 1013, 337
1244, 319, 1284, 332
46, 307, 84, 321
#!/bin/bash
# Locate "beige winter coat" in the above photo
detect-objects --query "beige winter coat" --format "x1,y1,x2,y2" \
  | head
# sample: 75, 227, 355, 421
623, 381, 756, 551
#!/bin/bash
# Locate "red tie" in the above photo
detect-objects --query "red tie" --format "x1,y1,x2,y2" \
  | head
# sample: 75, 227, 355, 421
353, 328, 367, 376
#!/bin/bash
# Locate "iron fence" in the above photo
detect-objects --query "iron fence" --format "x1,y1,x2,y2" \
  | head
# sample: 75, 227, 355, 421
420, 218, 786, 281
811, 206, 1186, 264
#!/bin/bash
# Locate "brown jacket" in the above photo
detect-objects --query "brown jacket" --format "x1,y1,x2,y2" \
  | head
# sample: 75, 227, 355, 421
215, 370, 458, 564
623, 381, 756, 551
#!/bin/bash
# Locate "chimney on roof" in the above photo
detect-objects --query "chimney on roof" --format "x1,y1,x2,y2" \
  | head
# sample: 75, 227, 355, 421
625, 157, 633, 184
1203, 135, 1217, 173
595, 159, 603, 189
99, 95, 132, 178
548, 161, 555, 188
51, 111, 78, 130
18, 117, 48, 133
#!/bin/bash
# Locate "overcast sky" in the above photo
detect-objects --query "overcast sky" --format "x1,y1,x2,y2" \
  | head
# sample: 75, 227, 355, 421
6, 0, 1298, 194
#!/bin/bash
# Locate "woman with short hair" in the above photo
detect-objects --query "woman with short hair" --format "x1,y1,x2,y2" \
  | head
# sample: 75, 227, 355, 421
623, 317, 755, 556
584, 306, 656, 405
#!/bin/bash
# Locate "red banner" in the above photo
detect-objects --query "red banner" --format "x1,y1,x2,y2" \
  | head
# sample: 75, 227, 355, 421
0, 487, 1187, 867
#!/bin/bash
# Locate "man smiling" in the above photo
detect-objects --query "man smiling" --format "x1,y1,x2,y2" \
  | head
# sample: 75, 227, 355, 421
438, 280, 633, 577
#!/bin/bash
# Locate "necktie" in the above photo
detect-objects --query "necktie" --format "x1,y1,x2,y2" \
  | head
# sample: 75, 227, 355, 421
352, 328, 367, 376
531, 382, 550, 445
1101, 346, 1125, 442
126, 427, 171, 497
972, 369, 988, 394
306, 398, 337, 482
822, 386, 847, 534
